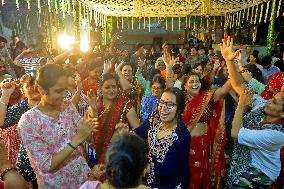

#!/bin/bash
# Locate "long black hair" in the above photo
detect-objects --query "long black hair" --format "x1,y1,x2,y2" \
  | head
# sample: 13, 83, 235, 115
105, 133, 148, 188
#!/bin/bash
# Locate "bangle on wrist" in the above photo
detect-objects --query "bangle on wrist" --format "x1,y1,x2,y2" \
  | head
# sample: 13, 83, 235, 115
0, 167, 18, 180
68, 142, 77, 150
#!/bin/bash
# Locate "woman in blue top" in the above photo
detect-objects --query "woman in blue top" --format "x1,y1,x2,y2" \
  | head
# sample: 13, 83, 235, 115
140, 75, 166, 123
134, 87, 190, 189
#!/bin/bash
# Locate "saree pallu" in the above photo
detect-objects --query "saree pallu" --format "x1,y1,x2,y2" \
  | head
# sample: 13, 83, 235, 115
183, 90, 226, 189
94, 97, 132, 163
189, 131, 210, 189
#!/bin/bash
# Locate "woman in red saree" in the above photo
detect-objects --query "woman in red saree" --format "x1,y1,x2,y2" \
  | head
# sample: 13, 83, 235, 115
182, 73, 231, 189
91, 73, 140, 164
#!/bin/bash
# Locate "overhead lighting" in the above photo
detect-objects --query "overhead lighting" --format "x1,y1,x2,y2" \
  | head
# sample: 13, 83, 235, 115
58, 33, 75, 50
80, 36, 89, 52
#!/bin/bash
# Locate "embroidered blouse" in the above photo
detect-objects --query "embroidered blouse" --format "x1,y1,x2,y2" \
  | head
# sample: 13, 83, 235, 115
18, 102, 90, 189
2, 99, 30, 129
134, 115, 190, 189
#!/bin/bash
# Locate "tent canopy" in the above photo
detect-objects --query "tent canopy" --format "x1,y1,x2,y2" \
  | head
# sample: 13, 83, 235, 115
80, 0, 269, 17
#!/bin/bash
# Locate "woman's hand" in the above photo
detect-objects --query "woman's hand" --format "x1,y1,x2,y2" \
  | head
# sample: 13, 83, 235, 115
163, 51, 175, 67
75, 74, 83, 92
1, 81, 16, 97
137, 57, 146, 68
220, 36, 240, 61
103, 60, 113, 74
87, 90, 99, 112
76, 118, 99, 143
88, 164, 106, 181
238, 89, 254, 108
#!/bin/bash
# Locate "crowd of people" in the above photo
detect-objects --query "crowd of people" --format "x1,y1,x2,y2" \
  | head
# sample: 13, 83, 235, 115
0, 33, 283, 189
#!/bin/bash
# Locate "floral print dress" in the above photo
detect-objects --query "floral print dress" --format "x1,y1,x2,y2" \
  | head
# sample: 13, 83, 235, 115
18, 102, 90, 189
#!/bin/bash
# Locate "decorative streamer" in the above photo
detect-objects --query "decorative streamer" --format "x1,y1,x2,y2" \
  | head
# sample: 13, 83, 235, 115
47, 0, 51, 12
242, 9, 245, 25
189, 16, 191, 29
264, 1, 270, 23
206, 17, 209, 30
254, 5, 259, 24
72, 0, 76, 18
178, 17, 181, 30
185, 16, 188, 28
27, 0, 31, 10
89, 9, 93, 23
116, 16, 119, 29
55, 0, 58, 15
172, 17, 174, 31
149, 17, 151, 32
38, 0, 41, 14
16, 0, 19, 9
200, 16, 203, 30
138, 17, 141, 29
238, 11, 242, 26
247, 7, 250, 21
144, 17, 146, 29
276, 0, 283, 17
122, 16, 124, 29
83, 4, 86, 19
165, 17, 168, 30
250, 6, 255, 23
131, 17, 134, 30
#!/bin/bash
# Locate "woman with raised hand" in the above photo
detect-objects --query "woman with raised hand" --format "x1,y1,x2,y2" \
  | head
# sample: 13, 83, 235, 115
220, 36, 284, 188
134, 87, 190, 189
18, 64, 99, 189
0, 75, 40, 188
115, 61, 144, 115
90, 73, 140, 164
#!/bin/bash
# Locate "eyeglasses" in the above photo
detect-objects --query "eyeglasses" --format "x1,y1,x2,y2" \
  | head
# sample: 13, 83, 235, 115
158, 99, 177, 110
152, 86, 162, 91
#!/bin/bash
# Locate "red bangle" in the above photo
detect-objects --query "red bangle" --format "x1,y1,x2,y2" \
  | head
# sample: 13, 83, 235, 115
0, 167, 18, 180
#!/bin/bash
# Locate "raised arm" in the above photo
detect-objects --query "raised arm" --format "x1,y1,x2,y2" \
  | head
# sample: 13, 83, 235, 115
164, 52, 175, 88
0, 82, 15, 127
231, 89, 253, 139
220, 37, 244, 95
13, 49, 33, 67
115, 62, 132, 90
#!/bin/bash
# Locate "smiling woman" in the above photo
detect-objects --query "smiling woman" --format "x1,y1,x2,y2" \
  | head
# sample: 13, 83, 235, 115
17, 64, 98, 189
182, 71, 232, 189
134, 87, 190, 189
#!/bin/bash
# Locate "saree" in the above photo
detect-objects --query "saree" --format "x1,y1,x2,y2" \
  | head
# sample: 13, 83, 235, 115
121, 79, 144, 115
183, 90, 226, 189
94, 97, 132, 163
0, 125, 21, 165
